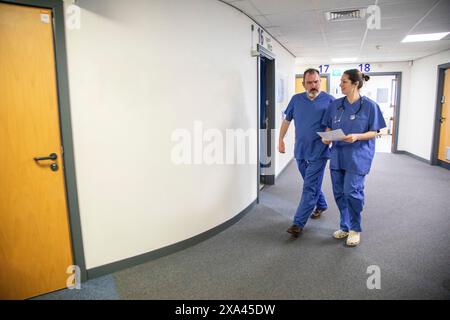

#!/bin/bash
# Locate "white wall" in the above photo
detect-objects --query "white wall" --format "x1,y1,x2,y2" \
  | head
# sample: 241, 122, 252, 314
274, 45, 296, 176
64, 0, 295, 269
403, 50, 450, 160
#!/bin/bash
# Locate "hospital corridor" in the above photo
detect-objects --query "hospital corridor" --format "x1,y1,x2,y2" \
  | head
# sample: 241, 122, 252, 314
1, 0, 450, 302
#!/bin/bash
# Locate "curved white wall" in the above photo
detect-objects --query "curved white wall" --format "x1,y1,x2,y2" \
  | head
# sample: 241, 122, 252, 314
65, 0, 295, 269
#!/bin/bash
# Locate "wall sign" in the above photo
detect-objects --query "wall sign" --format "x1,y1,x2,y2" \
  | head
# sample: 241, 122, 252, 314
318, 65, 330, 74
40, 13, 50, 24
359, 64, 372, 72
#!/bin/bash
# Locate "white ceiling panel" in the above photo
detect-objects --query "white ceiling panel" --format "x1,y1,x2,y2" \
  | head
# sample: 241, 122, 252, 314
316, 0, 374, 11
256, 10, 318, 26
223, 0, 261, 16
246, 0, 319, 15
379, 1, 434, 18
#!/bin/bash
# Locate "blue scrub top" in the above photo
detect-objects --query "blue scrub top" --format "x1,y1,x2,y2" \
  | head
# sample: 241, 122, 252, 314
322, 96, 386, 175
284, 92, 335, 161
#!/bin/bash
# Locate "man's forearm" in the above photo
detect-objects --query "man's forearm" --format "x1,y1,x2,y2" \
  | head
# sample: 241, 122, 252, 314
279, 120, 291, 141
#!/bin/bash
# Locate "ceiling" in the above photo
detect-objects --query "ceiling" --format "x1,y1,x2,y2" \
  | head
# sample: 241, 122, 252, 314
221, 0, 450, 64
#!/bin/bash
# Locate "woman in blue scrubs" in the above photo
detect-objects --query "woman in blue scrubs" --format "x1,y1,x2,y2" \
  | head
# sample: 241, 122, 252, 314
322, 69, 386, 246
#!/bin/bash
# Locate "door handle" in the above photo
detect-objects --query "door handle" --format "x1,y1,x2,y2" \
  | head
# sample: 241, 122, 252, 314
34, 153, 58, 162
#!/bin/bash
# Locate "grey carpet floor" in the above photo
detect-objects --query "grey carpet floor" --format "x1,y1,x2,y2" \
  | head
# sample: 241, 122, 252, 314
36, 153, 450, 300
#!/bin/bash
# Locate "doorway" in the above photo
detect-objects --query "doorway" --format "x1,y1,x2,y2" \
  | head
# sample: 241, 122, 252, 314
431, 63, 450, 170
363, 72, 402, 154
0, 0, 84, 299
258, 48, 276, 190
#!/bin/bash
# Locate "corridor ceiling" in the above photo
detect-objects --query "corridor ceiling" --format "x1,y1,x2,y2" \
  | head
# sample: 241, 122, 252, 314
221, 0, 450, 63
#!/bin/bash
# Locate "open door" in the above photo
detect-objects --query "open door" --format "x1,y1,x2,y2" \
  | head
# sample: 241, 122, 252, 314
437, 68, 450, 168
259, 53, 275, 186
362, 73, 401, 154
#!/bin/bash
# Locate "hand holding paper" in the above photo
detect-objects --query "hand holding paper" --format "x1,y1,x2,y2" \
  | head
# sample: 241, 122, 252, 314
317, 129, 346, 141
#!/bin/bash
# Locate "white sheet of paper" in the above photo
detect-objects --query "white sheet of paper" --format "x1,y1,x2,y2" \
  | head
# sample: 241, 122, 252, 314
317, 129, 346, 141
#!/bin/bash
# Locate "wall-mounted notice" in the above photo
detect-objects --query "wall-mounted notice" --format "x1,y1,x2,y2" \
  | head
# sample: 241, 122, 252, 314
40, 13, 50, 24
277, 76, 285, 103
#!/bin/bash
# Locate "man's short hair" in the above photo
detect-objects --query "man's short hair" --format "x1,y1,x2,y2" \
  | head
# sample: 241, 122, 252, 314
303, 68, 320, 79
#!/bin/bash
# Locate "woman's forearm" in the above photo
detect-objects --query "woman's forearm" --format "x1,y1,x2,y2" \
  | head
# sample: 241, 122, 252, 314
355, 131, 378, 141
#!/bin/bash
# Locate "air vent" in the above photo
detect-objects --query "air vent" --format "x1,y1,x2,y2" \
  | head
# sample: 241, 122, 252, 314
325, 9, 366, 21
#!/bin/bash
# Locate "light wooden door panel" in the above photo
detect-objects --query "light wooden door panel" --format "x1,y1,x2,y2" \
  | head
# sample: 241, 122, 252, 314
438, 69, 450, 163
0, 3, 73, 299
295, 76, 328, 93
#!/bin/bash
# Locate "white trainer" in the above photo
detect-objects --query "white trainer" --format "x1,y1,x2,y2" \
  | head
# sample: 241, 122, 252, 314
346, 231, 360, 246
333, 230, 349, 239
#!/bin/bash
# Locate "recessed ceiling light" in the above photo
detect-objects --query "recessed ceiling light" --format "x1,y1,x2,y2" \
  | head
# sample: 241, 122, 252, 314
331, 57, 358, 63
402, 32, 450, 42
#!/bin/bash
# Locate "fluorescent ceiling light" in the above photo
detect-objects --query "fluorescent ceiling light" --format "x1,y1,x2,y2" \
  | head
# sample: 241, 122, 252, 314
331, 57, 358, 63
402, 32, 450, 42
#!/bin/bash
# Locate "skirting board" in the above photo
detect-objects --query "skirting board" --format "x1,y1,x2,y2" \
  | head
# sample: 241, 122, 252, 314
86, 200, 257, 280
394, 150, 430, 165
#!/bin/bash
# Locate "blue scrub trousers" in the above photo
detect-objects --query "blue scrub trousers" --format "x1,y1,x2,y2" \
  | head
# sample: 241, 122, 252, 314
293, 159, 328, 227
330, 169, 365, 232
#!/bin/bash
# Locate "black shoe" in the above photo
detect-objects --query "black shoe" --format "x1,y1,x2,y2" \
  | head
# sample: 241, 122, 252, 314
310, 207, 327, 219
286, 224, 302, 238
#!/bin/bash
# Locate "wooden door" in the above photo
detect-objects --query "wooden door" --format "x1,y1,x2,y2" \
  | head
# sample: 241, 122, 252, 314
320, 76, 328, 93
295, 76, 328, 93
438, 69, 450, 163
0, 3, 73, 299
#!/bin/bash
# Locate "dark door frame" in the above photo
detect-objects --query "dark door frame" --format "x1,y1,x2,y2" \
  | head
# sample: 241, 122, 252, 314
431, 62, 450, 170
256, 44, 276, 202
365, 72, 402, 154
1, 0, 87, 282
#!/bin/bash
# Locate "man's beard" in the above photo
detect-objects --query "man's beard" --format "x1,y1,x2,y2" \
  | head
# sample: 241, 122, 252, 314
307, 89, 319, 98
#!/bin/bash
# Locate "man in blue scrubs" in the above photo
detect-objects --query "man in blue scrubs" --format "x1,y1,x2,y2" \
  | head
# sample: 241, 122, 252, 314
279, 69, 335, 238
